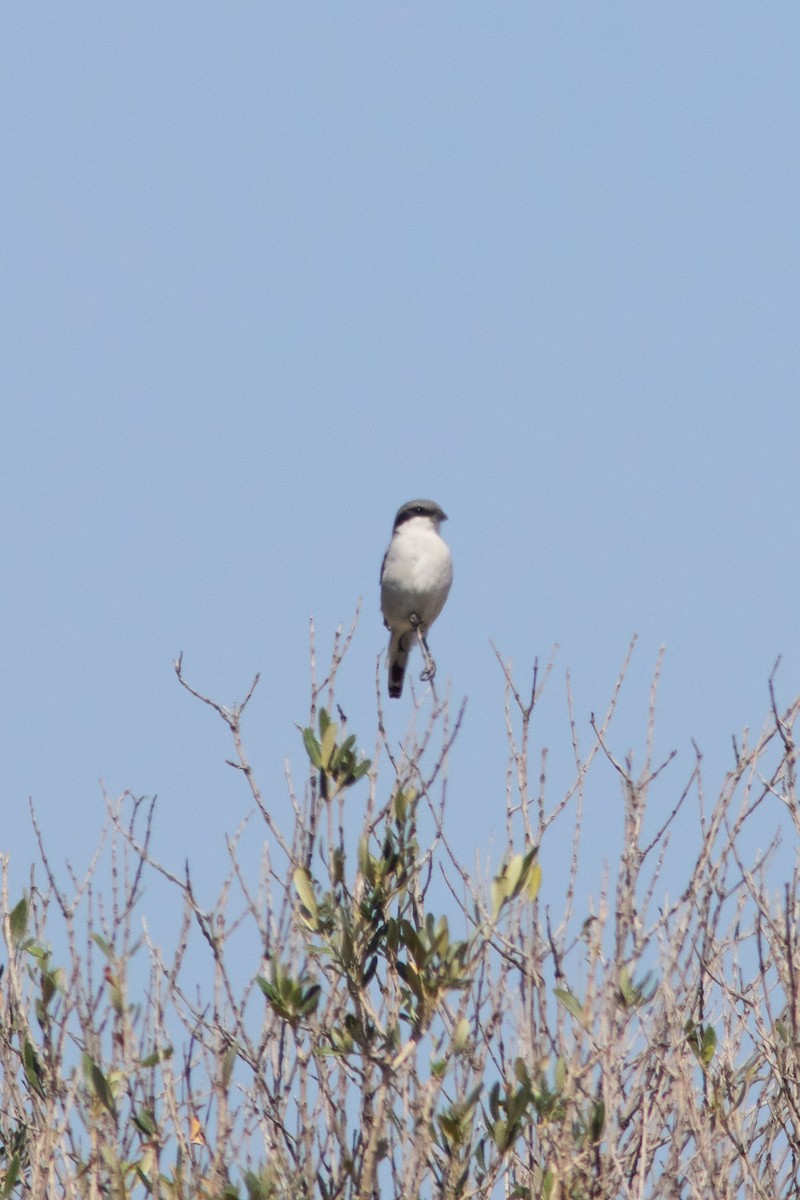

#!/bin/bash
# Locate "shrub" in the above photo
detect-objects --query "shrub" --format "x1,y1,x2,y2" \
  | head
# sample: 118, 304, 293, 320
1, 631, 799, 1198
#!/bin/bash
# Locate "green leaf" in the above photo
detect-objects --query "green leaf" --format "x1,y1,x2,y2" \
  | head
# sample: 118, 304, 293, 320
617, 966, 635, 1007
686, 1019, 716, 1066
221, 1042, 238, 1089
293, 867, 318, 921
40, 967, 63, 1008
132, 1107, 157, 1138
362, 955, 378, 986
526, 860, 542, 901
139, 1044, 173, 1068
358, 836, 373, 882
554, 987, 586, 1027
9, 895, 29, 948
491, 1118, 510, 1153
0, 1154, 20, 1198
302, 728, 322, 768
83, 1053, 117, 1117
350, 757, 371, 782
617, 966, 657, 1009
452, 1017, 471, 1053
506, 853, 524, 892
256, 975, 275, 1000
589, 1099, 605, 1141
331, 846, 345, 887
320, 720, 338, 771
701, 1025, 717, 1065
258, 968, 319, 1024
491, 848, 540, 918
23, 1037, 45, 1098
91, 932, 113, 959
339, 733, 357, 758
299, 984, 321, 1016
490, 879, 506, 920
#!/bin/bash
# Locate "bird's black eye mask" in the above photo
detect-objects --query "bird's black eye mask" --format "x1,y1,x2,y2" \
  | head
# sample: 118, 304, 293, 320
395, 507, 423, 528
392, 500, 447, 531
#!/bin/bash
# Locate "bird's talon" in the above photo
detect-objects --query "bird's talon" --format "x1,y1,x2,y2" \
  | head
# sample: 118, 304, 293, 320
420, 660, 437, 682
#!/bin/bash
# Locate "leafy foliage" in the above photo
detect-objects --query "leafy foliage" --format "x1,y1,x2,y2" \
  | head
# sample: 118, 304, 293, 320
0, 634, 799, 1198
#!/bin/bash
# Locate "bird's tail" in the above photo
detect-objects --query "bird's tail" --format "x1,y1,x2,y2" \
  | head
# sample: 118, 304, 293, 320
387, 630, 412, 699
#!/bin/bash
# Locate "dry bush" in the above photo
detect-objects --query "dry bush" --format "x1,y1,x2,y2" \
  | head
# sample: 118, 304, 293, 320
1, 626, 799, 1199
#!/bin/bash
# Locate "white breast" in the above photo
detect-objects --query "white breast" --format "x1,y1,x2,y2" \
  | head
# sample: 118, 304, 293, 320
381, 516, 453, 632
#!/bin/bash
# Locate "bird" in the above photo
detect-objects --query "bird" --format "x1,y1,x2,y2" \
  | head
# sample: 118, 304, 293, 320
380, 499, 453, 699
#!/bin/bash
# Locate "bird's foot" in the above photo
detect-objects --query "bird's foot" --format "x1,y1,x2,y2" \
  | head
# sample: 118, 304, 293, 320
414, 625, 436, 681
419, 658, 437, 682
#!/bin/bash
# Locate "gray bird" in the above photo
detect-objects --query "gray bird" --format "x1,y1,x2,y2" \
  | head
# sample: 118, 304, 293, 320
380, 499, 453, 698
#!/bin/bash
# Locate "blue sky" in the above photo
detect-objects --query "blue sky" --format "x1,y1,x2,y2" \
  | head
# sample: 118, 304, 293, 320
2, 5, 799, 918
